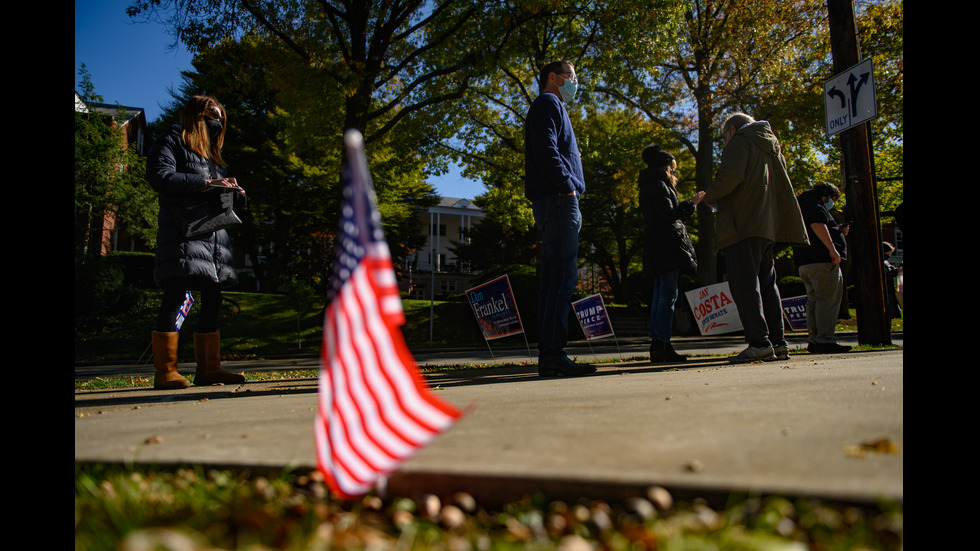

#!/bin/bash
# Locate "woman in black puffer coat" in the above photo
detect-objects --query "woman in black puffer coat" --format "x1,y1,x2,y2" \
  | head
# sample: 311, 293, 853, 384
638, 144, 704, 363
146, 95, 246, 389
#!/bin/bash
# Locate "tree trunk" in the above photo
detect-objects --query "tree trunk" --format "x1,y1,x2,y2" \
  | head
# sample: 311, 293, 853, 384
827, 0, 891, 345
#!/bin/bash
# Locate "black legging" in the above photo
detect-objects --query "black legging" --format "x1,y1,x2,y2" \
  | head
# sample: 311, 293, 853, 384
155, 282, 223, 333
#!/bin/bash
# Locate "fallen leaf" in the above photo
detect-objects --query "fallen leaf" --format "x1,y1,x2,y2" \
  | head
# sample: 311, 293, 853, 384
860, 438, 899, 454
844, 437, 898, 458
683, 459, 704, 472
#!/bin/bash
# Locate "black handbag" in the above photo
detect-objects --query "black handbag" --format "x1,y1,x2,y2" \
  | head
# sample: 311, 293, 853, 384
168, 159, 244, 238
170, 192, 243, 238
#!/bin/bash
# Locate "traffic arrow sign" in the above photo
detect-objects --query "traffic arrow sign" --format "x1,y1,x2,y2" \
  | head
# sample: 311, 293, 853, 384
824, 58, 877, 136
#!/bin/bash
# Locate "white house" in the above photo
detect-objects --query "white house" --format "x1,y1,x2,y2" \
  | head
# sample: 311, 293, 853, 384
404, 197, 486, 299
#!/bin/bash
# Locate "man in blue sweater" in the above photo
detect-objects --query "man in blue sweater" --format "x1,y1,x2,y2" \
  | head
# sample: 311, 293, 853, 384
524, 60, 595, 377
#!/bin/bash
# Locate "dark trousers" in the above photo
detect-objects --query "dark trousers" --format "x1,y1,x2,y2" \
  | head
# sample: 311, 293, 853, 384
531, 194, 582, 361
155, 282, 222, 333
724, 237, 785, 348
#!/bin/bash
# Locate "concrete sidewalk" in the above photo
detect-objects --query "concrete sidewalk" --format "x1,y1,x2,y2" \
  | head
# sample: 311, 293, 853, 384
74, 335, 903, 508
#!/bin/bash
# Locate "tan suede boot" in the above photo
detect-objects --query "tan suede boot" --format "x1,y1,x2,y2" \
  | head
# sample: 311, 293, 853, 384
193, 332, 245, 386
152, 331, 191, 390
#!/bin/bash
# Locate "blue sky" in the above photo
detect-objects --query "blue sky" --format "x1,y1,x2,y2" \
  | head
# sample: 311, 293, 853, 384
75, 0, 193, 122
74, 0, 483, 199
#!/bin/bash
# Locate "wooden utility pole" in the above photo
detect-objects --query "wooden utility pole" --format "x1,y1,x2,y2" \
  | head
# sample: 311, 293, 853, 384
826, 0, 891, 345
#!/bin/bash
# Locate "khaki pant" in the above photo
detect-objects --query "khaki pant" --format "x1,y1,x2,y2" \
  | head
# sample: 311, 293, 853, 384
799, 262, 843, 344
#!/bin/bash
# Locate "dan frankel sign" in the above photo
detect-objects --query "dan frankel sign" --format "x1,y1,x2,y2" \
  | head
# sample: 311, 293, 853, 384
465, 275, 524, 341
572, 293, 614, 341
684, 282, 743, 336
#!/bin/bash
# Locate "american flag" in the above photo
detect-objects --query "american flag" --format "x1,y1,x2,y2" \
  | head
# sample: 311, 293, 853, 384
315, 129, 463, 498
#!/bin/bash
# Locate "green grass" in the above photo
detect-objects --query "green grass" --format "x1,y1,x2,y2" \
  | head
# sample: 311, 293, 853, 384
75, 291, 901, 363
75, 291, 901, 391
837, 308, 903, 333
76, 291, 330, 362
74, 291, 490, 362
75, 463, 902, 551
74, 369, 321, 391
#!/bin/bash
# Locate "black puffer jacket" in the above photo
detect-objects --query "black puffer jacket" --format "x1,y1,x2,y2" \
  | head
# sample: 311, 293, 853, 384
638, 167, 697, 277
147, 125, 242, 288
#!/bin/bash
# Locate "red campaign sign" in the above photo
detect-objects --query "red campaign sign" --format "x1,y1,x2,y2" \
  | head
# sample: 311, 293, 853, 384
684, 282, 743, 336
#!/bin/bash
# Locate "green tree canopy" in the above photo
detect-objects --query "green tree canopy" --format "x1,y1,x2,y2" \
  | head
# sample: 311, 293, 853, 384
595, 0, 831, 284
442, 0, 683, 234
120, 0, 903, 295
154, 35, 440, 291
127, 0, 508, 150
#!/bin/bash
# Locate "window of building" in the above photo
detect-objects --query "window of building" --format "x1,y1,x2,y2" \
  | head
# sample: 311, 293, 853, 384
440, 280, 457, 292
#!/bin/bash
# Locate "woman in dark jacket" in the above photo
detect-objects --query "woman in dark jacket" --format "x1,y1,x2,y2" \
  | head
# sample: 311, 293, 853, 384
147, 95, 247, 389
638, 145, 704, 363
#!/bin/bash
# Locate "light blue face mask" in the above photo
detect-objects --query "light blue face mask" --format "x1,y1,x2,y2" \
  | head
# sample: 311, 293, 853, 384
824, 199, 834, 210
558, 77, 578, 103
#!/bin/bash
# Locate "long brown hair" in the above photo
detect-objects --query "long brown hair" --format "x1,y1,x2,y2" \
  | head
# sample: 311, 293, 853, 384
666, 159, 678, 188
179, 95, 227, 167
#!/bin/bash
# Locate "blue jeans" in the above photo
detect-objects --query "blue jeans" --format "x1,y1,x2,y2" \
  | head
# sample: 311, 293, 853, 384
648, 269, 679, 342
531, 194, 582, 361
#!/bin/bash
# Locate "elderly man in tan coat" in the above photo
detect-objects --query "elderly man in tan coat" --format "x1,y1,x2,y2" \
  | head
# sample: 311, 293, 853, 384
703, 113, 809, 363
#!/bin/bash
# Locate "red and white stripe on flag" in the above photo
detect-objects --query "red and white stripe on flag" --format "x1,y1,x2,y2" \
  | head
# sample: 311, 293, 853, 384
314, 129, 462, 498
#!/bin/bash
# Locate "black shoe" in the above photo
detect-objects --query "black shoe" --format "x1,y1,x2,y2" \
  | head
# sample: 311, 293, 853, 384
807, 342, 852, 354
539, 356, 597, 377
664, 342, 687, 362
649, 341, 667, 363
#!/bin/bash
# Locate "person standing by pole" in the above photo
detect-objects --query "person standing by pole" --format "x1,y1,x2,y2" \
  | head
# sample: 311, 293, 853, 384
793, 182, 851, 353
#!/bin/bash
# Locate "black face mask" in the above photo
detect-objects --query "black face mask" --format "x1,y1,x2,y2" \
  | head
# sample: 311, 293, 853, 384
205, 118, 224, 141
